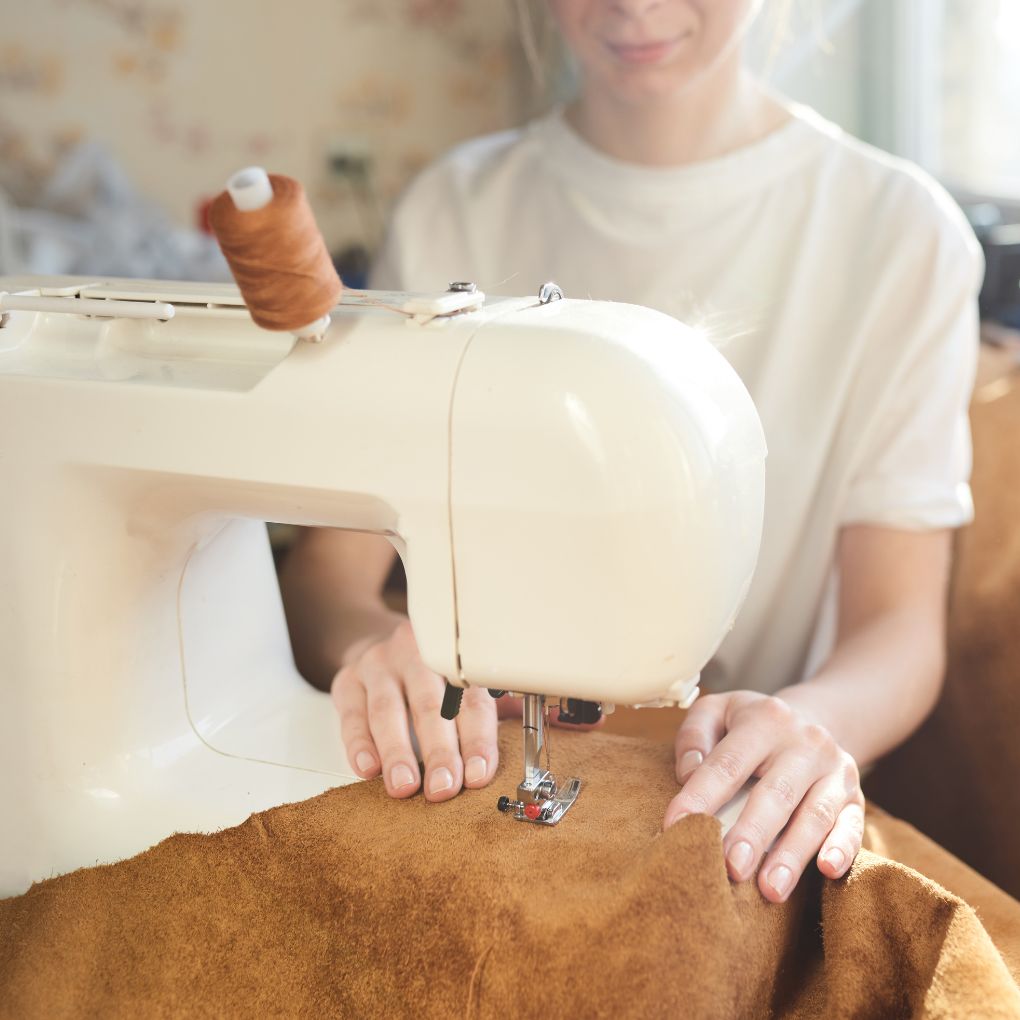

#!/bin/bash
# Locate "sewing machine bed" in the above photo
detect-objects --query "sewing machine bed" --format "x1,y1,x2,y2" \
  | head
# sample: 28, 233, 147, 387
1, 724, 1018, 1019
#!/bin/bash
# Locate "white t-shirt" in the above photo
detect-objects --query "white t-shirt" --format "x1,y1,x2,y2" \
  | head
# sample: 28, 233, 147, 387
372, 102, 982, 696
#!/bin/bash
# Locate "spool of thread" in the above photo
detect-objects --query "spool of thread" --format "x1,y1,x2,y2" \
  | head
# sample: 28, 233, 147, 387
209, 167, 343, 337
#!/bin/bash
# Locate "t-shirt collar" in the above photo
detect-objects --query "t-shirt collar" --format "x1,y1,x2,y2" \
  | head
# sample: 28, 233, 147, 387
531, 99, 835, 213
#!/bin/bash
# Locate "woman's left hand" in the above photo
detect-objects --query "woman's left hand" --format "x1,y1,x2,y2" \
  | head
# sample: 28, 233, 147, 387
664, 690, 865, 903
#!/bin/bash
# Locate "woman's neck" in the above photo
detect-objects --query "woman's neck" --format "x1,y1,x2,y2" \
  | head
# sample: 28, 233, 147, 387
566, 59, 788, 168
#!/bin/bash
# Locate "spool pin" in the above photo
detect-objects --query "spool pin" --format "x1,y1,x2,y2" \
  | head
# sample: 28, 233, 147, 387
209, 167, 343, 340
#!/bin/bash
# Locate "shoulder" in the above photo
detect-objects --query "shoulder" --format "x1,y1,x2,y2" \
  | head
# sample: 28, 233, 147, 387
794, 105, 983, 285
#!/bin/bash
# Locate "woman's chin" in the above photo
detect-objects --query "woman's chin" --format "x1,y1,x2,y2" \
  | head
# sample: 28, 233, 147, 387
599, 67, 703, 107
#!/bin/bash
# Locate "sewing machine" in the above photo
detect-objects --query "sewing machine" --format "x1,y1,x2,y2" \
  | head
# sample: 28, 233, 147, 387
0, 275, 766, 896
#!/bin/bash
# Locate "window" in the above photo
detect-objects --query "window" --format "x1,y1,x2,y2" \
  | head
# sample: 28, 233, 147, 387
753, 0, 1020, 201
938, 0, 1020, 198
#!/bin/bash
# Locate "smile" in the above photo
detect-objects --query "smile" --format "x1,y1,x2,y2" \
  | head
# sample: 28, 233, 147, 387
605, 34, 689, 66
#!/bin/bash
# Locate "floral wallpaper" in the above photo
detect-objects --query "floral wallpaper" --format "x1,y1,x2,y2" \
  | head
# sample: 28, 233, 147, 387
0, 0, 536, 253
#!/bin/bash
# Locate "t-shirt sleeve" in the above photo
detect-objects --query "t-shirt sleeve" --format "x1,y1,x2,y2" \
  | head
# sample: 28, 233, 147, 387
840, 195, 984, 530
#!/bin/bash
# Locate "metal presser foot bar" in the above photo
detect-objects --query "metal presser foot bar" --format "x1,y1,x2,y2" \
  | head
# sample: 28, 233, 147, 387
496, 694, 582, 826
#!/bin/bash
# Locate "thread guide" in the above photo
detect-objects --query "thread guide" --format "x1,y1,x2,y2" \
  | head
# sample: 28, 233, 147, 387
0, 281, 486, 327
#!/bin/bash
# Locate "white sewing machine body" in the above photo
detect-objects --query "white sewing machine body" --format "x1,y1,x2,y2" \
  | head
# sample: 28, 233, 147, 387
0, 277, 766, 895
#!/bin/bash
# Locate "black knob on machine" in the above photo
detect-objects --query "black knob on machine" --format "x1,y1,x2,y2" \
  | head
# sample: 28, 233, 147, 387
440, 681, 465, 720
557, 699, 603, 726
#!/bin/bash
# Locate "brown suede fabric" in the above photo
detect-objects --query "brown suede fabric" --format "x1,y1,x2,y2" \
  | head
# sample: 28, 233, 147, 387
866, 351, 1020, 899
2, 725, 1019, 1019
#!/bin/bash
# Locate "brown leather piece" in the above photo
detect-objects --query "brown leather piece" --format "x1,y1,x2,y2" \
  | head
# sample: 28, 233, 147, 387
209, 173, 342, 332
2, 725, 1018, 1019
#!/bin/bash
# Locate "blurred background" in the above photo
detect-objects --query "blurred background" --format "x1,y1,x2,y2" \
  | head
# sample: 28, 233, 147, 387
0, 0, 1017, 322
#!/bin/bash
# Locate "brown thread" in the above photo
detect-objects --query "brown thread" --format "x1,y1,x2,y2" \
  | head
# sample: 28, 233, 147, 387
209, 173, 342, 332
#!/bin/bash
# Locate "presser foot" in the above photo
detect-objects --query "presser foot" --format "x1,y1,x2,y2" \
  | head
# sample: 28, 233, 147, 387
496, 691, 583, 825
496, 770, 582, 826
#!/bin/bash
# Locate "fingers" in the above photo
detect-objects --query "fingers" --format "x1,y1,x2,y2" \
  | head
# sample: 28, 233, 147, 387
403, 662, 467, 803
332, 622, 421, 794
455, 687, 499, 788
665, 704, 781, 827
332, 665, 380, 779
721, 746, 835, 883
816, 791, 865, 881
662, 689, 865, 903
757, 759, 864, 903
673, 694, 729, 784
362, 655, 422, 799
332, 621, 498, 802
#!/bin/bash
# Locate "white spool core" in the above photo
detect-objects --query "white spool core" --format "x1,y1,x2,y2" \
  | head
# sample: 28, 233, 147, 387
294, 314, 331, 340
227, 166, 273, 211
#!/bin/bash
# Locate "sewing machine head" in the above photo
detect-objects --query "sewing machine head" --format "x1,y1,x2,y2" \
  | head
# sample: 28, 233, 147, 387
0, 274, 765, 892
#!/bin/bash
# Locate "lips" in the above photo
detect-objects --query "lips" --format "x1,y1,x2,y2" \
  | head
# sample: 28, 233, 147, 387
605, 35, 687, 65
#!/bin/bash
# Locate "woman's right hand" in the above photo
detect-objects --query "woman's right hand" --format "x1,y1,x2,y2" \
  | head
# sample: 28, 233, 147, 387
331, 619, 500, 802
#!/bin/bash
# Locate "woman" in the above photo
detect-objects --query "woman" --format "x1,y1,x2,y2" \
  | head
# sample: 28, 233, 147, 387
280, 0, 981, 904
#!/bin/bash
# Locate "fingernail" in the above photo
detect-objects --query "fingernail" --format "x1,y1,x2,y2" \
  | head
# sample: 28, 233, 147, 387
767, 864, 793, 899
728, 840, 755, 880
355, 751, 376, 774
664, 811, 689, 830
822, 847, 846, 874
678, 750, 703, 783
390, 763, 416, 790
464, 756, 487, 784
428, 766, 454, 795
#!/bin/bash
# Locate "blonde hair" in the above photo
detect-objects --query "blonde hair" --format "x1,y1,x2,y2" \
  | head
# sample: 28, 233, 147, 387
762, 0, 798, 76
511, 0, 556, 95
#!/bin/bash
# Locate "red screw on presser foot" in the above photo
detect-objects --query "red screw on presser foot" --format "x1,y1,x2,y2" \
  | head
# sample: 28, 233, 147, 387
524, 803, 542, 820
